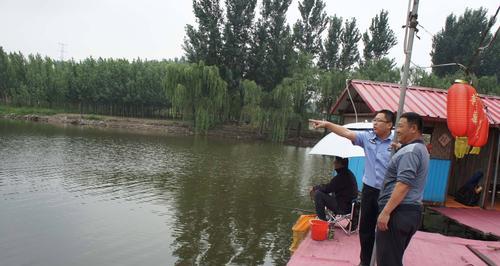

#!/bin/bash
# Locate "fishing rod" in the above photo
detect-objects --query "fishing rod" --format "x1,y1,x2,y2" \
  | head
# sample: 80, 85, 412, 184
261, 191, 316, 208
263, 202, 315, 213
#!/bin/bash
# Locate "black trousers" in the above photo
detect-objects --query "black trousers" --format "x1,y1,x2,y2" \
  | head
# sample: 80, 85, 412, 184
313, 190, 338, 221
376, 205, 422, 266
359, 184, 380, 265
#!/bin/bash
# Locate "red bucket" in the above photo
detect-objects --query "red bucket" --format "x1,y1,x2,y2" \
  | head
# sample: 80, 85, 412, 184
310, 219, 328, 241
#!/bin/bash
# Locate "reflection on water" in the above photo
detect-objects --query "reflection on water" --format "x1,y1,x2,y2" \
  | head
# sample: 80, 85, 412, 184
0, 119, 333, 265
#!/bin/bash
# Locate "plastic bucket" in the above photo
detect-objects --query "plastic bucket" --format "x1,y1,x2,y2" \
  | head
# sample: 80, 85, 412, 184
310, 219, 328, 241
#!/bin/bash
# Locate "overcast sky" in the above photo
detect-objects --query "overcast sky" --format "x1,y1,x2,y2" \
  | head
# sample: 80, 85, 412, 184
0, 0, 498, 68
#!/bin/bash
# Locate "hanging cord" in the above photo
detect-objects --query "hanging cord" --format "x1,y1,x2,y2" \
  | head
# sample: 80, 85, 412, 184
484, 105, 497, 125
346, 79, 358, 123
465, 5, 500, 78
412, 6, 500, 80
479, 5, 500, 51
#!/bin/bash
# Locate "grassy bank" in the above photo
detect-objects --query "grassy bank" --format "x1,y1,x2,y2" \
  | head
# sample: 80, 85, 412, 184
0, 104, 321, 146
0, 105, 64, 116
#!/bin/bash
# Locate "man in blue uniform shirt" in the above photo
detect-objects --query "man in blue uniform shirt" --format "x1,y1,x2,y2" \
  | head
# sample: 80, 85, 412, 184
310, 109, 395, 266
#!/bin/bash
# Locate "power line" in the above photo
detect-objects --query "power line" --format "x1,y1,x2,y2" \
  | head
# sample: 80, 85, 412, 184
417, 23, 434, 38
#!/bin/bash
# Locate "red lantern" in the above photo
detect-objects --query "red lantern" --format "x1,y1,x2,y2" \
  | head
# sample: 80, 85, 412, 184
447, 81, 475, 137
467, 94, 488, 146
446, 81, 477, 158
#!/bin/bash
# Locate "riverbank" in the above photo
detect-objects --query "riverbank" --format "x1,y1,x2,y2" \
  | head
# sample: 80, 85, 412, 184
0, 111, 321, 147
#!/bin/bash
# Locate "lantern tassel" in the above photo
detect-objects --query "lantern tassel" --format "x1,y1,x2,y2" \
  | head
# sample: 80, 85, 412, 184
454, 137, 469, 158
469, 147, 481, 155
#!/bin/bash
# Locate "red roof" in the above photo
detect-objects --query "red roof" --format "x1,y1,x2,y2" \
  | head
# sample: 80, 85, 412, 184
331, 80, 500, 125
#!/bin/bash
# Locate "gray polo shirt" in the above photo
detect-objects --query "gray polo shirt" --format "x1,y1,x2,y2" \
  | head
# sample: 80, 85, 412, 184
378, 140, 429, 207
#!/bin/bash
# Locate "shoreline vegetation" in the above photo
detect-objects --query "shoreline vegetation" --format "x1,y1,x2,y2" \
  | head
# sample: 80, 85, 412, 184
0, 105, 322, 147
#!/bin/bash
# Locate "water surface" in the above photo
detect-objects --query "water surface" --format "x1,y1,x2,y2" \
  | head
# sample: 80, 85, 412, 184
0, 119, 334, 265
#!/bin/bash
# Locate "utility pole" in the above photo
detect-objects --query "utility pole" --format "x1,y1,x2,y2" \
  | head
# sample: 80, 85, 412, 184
369, 1, 420, 265
58, 42, 66, 61
396, 0, 419, 123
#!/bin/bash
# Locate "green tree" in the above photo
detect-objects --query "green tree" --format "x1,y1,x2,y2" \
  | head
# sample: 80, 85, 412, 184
222, 0, 258, 119
410, 68, 461, 89
292, 0, 328, 57
247, 0, 295, 92
353, 58, 400, 82
338, 18, 361, 72
431, 8, 495, 77
164, 62, 227, 133
269, 53, 317, 141
317, 70, 347, 123
362, 10, 397, 61
318, 15, 343, 70
240, 79, 266, 130
183, 0, 224, 67
0, 47, 8, 102
480, 34, 500, 81
476, 75, 499, 95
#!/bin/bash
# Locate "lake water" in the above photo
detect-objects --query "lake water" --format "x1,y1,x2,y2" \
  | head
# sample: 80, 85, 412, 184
0, 119, 335, 266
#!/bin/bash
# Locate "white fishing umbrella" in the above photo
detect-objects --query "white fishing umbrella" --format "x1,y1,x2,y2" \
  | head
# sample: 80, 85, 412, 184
308, 122, 372, 158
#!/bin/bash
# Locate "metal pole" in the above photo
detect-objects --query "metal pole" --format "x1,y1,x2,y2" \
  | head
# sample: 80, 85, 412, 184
370, 1, 419, 265
491, 131, 499, 209
395, 0, 419, 123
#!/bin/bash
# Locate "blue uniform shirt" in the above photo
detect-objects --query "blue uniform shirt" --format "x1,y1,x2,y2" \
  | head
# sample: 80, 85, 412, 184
353, 130, 394, 190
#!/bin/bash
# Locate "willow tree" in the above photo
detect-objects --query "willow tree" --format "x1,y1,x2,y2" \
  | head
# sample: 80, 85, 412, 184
164, 62, 227, 133
317, 70, 347, 124
240, 79, 266, 131
268, 54, 317, 142
270, 81, 293, 142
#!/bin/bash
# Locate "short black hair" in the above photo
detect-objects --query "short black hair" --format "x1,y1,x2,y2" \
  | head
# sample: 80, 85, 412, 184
400, 112, 423, 132
376, 109, 395, 125
335, 156, 349, 167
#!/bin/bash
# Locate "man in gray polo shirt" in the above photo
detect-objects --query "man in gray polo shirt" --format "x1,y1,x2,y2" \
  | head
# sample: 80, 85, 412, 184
376, 112, 429, 266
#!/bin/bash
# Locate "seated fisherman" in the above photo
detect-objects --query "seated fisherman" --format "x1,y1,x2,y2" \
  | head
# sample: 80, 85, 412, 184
310, 156, 358, 221
455, 170, 484, 206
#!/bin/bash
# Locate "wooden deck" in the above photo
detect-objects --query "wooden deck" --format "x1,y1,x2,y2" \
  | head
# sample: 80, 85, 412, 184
444, 195, 500, 211
288, 228, 500, 265
430, 206, 500, 240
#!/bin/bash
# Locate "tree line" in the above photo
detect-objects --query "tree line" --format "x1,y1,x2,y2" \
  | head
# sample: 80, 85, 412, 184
0, 1, 498, 140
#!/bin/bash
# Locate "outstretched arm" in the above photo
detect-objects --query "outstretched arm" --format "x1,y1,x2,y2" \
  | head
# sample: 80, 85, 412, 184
309, 119, 356, 141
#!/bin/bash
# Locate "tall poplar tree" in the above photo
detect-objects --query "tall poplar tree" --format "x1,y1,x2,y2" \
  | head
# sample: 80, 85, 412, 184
318, 15, 343, 70
337, 18, 361, 71
222, 0, 258, 117
362, 10, 397, 61
293, 0, 328, 57
183, 0, 224, 67
247, 0, 294, 92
